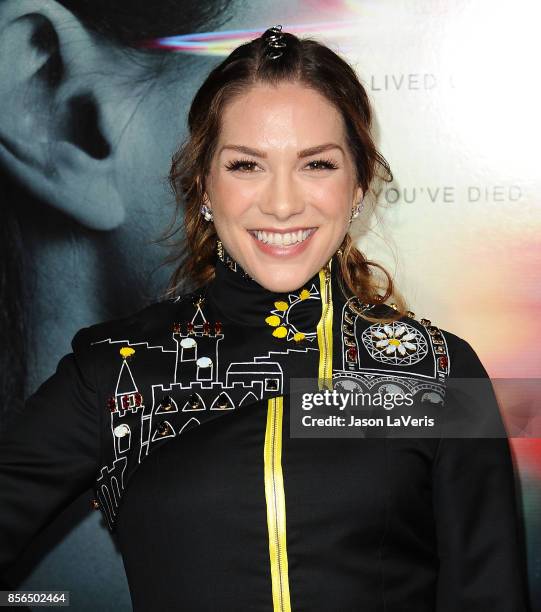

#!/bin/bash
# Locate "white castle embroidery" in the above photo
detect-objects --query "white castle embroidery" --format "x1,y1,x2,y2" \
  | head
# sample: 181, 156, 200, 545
91, 293, 450, 531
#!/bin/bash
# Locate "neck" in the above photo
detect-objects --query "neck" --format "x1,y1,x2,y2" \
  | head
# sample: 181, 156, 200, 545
204, 241, 349, 332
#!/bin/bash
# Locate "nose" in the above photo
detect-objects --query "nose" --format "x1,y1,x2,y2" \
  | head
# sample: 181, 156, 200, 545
259, 168, 305, 221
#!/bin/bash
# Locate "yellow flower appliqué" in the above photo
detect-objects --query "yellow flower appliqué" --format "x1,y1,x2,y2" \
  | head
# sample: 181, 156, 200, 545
264, 287, 320, 343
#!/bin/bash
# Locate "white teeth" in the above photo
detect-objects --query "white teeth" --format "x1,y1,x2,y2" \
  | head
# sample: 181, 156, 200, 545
253, 228, 314, 246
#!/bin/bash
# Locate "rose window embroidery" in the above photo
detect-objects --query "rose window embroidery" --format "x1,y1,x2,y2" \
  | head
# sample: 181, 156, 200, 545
361, 322, 427, 366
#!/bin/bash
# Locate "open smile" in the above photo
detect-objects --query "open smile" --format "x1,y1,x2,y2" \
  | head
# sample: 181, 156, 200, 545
248, 227, 317, 247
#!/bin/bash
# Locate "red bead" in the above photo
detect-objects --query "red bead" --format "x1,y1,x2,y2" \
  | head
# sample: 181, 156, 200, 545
172, 322, 181, 334
347, 346, 358, 362
214, 321, 222, 334
107, 396, 117, 412
134, 392, 143, 407
438, 355, 448, 370
203, 321, 210, 334
121, 395, 130, 409
187, 322, 194, 334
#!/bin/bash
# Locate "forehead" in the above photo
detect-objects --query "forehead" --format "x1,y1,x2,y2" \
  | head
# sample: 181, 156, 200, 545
218, 82, 346, 145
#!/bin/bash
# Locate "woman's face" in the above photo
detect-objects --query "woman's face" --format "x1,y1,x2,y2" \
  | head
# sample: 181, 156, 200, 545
206, 81, 363, 292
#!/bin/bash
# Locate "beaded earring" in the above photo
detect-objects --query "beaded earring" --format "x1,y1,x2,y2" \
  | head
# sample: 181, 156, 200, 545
349, 200, 364, 223
200, 194, 213, 222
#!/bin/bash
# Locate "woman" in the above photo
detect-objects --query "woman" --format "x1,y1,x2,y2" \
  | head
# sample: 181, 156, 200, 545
0, 25, 530, 611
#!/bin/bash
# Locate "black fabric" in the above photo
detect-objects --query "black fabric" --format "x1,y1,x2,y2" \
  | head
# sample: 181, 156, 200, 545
207, 245, 348, 328
0, 245, 531, 611
432, 339, 531, 611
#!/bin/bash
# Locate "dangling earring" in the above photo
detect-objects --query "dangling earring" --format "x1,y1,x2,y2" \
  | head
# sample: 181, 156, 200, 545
216, 238, 224, 260
200, 194, 213, 222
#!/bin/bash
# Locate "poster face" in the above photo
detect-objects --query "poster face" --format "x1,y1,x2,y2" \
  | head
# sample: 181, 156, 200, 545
0, 1, 538, 609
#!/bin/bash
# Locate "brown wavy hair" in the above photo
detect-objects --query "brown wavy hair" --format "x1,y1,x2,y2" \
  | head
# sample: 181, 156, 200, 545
157, 27, 409, 324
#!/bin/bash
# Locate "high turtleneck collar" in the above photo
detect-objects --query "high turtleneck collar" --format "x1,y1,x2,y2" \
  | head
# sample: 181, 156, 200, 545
204, 242, 349, 334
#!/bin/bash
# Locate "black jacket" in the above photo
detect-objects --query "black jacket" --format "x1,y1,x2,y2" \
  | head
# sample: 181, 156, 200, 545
0, 246, 531, 611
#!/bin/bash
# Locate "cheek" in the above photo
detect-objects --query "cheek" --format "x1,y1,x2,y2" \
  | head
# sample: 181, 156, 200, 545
311, 182, 351, 221
213, 174, 255, 210
212, 196, 250, 234
308, 170, 352, 197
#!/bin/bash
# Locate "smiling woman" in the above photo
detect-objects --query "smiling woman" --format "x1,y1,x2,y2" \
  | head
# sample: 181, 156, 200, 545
0, 23, 530, 612
161, 25, 407, 321
204, 82, 367, 293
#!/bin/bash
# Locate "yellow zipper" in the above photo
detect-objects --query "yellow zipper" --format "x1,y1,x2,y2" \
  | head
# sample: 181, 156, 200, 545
316, 259, 334, 390
263, 258, 334, 610
264, 395, 292, 612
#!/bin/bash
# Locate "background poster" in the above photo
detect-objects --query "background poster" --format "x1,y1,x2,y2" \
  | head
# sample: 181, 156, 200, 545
1, 1, 538, 609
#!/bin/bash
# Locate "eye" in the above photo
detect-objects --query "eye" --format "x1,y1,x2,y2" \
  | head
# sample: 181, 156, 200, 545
306, 158, 339, 170
224, 157, 340, 173
224, 158, 259, 172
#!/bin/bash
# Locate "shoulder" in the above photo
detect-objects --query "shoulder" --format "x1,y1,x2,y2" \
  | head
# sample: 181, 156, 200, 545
70, 290, 201, 354
364, 302, 487, 378
390, 304, 487, 378
437, 328, 488, 378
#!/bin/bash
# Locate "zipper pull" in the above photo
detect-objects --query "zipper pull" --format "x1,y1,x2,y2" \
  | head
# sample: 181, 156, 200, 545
317, 259, 334, 391
325, 262, 331, 290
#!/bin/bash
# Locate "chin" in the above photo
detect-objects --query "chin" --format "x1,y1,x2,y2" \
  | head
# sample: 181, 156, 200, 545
253, 264, 314, 293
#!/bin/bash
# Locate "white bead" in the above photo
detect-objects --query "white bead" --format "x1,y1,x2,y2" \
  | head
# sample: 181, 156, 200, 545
196, 356, 212, 368
114, 424, 130, 438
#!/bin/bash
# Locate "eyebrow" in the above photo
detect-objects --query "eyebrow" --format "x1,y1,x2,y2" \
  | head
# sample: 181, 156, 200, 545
218, 142, 345, 158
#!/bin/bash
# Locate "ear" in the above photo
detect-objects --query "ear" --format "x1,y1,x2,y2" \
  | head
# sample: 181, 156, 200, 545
0, 0, 125, 230
354, 184, 364, 205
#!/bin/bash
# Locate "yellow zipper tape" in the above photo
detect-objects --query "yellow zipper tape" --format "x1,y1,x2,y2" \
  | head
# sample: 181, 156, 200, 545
316, 262, 334, 390
264, 395, 292, 612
